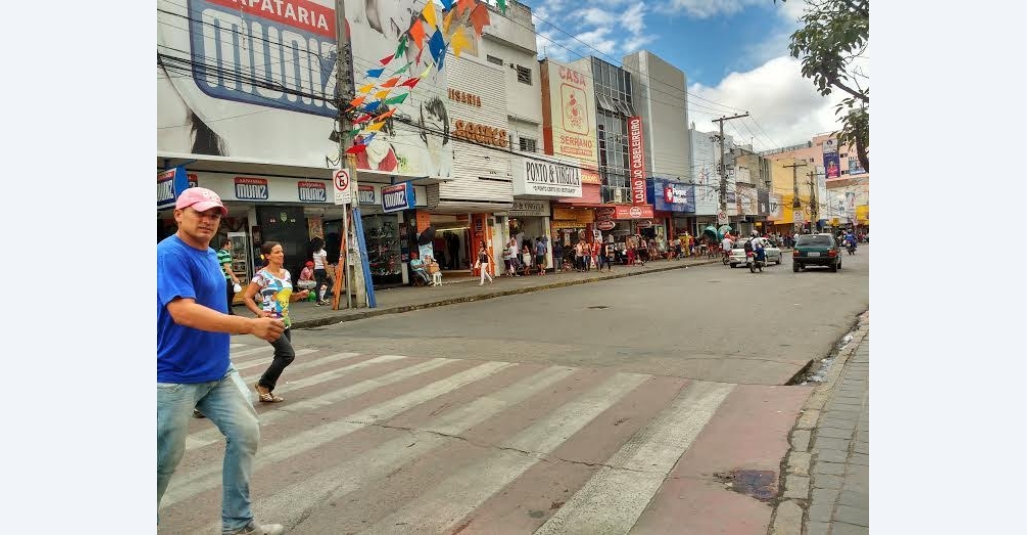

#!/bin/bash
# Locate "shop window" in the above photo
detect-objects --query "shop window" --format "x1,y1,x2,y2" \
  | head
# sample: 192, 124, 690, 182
519, 137, 537, 153
517, 65, 532, 85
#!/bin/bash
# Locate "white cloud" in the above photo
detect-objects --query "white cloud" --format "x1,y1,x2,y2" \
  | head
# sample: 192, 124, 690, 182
576, 7, 618, 27
658, 0, 763, 19
687, 56, 848, 150
622, 3, 647, 34
573, 27, 619, 56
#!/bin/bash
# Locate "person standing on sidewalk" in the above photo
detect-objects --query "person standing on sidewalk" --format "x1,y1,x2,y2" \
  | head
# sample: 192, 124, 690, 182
475, 243, 494, 285
158, 187, 287, 535
217, 238, 242, 315
310, 237, 332, 306
243, 241, 310, 403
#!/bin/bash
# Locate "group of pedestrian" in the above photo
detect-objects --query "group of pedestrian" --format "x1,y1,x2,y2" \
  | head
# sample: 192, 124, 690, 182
158, 188, 293, 534
501, 236, 549, 276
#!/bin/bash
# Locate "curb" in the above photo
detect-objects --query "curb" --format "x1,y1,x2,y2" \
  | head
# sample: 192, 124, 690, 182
292, 259, 721, 329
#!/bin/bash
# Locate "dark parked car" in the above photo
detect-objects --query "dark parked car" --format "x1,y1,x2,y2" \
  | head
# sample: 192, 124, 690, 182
792, 234, 842, 272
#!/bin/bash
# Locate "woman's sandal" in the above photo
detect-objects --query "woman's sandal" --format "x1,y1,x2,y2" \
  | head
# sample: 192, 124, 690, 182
255, 383, 285, 403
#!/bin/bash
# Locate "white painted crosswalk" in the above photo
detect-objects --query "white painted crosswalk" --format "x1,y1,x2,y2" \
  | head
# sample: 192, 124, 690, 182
159, 342, 807, 534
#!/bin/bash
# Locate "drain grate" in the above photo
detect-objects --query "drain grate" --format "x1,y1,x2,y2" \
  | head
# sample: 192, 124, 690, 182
587, 305, 610, 310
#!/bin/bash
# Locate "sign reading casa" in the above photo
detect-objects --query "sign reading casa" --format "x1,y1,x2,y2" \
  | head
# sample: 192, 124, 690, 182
540, 59, 600, 184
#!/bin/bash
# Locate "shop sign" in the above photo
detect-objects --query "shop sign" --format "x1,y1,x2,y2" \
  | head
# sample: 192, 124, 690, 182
358, 185, 376, 205
448, 89, 481, 108
540, 59, 600, 184
513, 158, 582, 198
612, 205, 654, 220
649, 179, 694, 213
509, 200, 549, 218
234, 177, 269, 201
596, 207, 616, 220
382, 182, 415, 213
297, 180, 328, 203
552, 207, 594, 224
157, 167, 190, 210
628, 116, 647, 205
596, 220, 616, 231
635, 219, 653, 229
453, 119, 508, 148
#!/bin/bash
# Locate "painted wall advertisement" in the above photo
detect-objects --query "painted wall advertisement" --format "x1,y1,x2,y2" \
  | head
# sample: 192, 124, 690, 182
541, 59, 600, 184
737, 185, 758, 216
769, 193, 784, 221
823, 139, 841, 178
157, 0, 452, 177
512, 157, 582, 198
628, 116, 647, 205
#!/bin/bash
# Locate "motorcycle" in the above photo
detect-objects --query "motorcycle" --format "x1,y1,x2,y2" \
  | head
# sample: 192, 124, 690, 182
747, 250, 765, 273
847, 242, 856, 255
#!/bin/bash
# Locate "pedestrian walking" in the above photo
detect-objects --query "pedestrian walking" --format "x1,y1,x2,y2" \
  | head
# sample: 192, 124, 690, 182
310, 237, 333, 306
217, 238, 243, 314
534, 237, 547, 276
243, 241, 310, 404
157, 187, 287, 535
475, 243, 493, 285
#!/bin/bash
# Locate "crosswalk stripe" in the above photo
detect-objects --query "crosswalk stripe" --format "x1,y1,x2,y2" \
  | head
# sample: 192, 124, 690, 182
164, 360, 513, 506
532, 381, 735, 535
364, 372, 651, 534
204, 365, 581, 534
185, 355, 420, 451
232, 348, 320, 373
228, 346, 275, 359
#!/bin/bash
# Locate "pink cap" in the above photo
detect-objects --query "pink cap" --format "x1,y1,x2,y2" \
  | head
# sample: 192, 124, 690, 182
175, 187, 228, 216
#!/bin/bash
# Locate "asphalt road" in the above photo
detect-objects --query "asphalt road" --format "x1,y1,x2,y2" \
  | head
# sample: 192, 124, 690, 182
300, 245, 870, 386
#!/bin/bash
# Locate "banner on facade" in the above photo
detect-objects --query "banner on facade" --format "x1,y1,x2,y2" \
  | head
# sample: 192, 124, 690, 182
823, 139, 841, 178
648, 179, 695, 213
512, 157, 582, 198
628, 116, 647, 205
382, 183, 416, 213
737, 185, 757, 216
157, 0, 452, 177
157, 167, 190, 210
757, 188, 770, 217
508, 200, 551, 218
769, 193, 783, 221
540, 59, 600, 184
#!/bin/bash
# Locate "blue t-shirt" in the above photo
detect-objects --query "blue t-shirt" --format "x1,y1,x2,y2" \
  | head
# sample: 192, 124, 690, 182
157, 235, 231, 384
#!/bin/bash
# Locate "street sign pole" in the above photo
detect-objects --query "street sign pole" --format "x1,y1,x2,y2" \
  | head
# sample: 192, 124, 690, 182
333, 168, 352, 309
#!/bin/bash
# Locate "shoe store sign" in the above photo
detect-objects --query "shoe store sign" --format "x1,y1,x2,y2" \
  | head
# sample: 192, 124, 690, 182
382, 183, 416, 213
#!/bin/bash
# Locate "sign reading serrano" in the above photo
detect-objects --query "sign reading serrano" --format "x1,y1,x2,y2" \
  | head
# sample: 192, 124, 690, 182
453, 120, 508, 148
628, 116, 647, 205
512, 157, 582, 198
540, 59, 600, 184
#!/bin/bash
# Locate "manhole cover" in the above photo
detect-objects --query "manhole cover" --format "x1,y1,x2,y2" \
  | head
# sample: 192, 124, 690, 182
587, 306, 610, 310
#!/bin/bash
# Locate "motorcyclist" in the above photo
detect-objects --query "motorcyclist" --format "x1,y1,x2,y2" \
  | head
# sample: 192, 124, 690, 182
748, 231, 766, 265
844, 231, 857, 251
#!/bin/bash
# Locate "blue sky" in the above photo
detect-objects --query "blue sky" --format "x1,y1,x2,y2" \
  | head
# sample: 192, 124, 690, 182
515, 0, 868, 152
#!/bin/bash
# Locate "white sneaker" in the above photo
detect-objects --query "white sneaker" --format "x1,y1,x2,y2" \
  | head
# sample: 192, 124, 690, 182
224, 521, 284, 535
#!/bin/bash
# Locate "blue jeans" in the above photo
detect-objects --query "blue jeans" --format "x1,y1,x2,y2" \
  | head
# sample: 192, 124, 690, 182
158, 366, 260, 533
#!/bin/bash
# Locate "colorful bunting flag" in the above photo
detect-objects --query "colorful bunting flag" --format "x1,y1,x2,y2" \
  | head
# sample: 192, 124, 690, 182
393, 62, 411, 75
365, 122, 385, 133
419, 63, 433, 79
409, 19, 426, 50
361, 133, 377, 145
374, 89, 392, 100
364, 101, 383, 114
421, 1, 438, 28
470, 3, 490, 37
450, 26, 470, 58
440, 0, 453, 10
346, 144, 367, 154
497, 0, 507, 14
353, 114, 372, 124
384, 93, 409, 106
443, 9, 455, 35
395, 35, 409, 60
428, 30, 446, 67
456, 0, 475, 16
366, 67, 385, 78
380, 76, 401, 88
375, 108, 397, 121
347, 95, 366, 109
379, 53, 395, 65
347, 128, 361, 137
358, 83, 375, 94
401, 77, 422, 88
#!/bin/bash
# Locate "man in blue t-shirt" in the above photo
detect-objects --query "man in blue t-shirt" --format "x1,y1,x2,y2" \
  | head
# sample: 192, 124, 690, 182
157, 187, 286, 535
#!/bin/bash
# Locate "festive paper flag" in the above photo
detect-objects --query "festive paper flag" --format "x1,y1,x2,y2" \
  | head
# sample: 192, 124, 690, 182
400, 77, 422, 88
456, 0, 475, 16
366, 67, 385, 78
346, 144, 367, 154
428, 30, 446, 66
361, 133, 377, 145
421, 1, 438, 28
364, 101, 383, 113
374, 89, 392, 100
380, 76, 400, 88
395, 35, 408, 60
353, 114, 372, 124
347, 95, 366, 109
450, 27, 470, 58
419, 63, 433, 79
358, 83, 374, 94
384, 93, 409, 105
470, 3, 490, 37
443, 9, 454, 35
409, 19, 426, 50
497, 0, 507, 13
380, 53, 395, 65
440, 0, 453, 10
393, 62, 411, 75
347, 128, 361, 137
365, 122, 385, 133
375, 108, 397, 121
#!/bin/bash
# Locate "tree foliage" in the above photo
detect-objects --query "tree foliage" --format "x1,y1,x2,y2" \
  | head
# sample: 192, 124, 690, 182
779, 0, 869, 171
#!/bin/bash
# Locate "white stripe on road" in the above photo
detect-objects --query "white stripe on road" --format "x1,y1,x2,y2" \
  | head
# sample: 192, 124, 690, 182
533, 381, 734, 535
365, 372, 651, 535
185, 355, 418, 451
232, 348, 320, 373
205, 366, 580, 534
228, 346, 275, 359
164, 361, 513, 507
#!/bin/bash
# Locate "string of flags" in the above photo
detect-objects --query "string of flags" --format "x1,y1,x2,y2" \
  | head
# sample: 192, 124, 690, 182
344, 0, 504, 154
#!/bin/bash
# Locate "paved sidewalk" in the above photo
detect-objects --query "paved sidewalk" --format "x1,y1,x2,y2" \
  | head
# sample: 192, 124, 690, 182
771, 312, 869, 535
260, 256, 722, 329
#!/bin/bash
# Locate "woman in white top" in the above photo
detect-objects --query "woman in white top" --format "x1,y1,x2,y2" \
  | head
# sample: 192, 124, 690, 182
310, 237, 332, 306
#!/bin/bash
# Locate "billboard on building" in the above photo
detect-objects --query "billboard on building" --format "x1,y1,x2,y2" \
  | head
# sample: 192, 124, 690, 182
769, 193, 783, 221
156, 0, 451, 177
540, 59, 600, 184
823, 139, 841, 178
737, 185, 758, 216
628, 116, 647, 205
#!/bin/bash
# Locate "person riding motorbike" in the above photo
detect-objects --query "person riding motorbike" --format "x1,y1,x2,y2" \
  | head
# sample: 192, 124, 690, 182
844, 231, 857, 253
748, 231, 766, 266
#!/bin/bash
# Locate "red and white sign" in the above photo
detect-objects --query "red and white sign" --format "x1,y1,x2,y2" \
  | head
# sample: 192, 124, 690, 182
628, 116, 646, 205
612, 205, 654, 220
596, 220, 617, 231
333, 168, 351, 205
595, 207, 616, 221
635, 219, 653, 229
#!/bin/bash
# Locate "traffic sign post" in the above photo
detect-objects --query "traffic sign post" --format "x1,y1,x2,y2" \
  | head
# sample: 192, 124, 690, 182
717, 210, 728, 225
333, 168, 351, 205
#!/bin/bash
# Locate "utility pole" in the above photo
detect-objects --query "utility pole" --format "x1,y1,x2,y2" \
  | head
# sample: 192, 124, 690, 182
783, 160, 806, 233
711, 113, 749, 227
331, 0, 362, 310
807, 170, 821, 231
